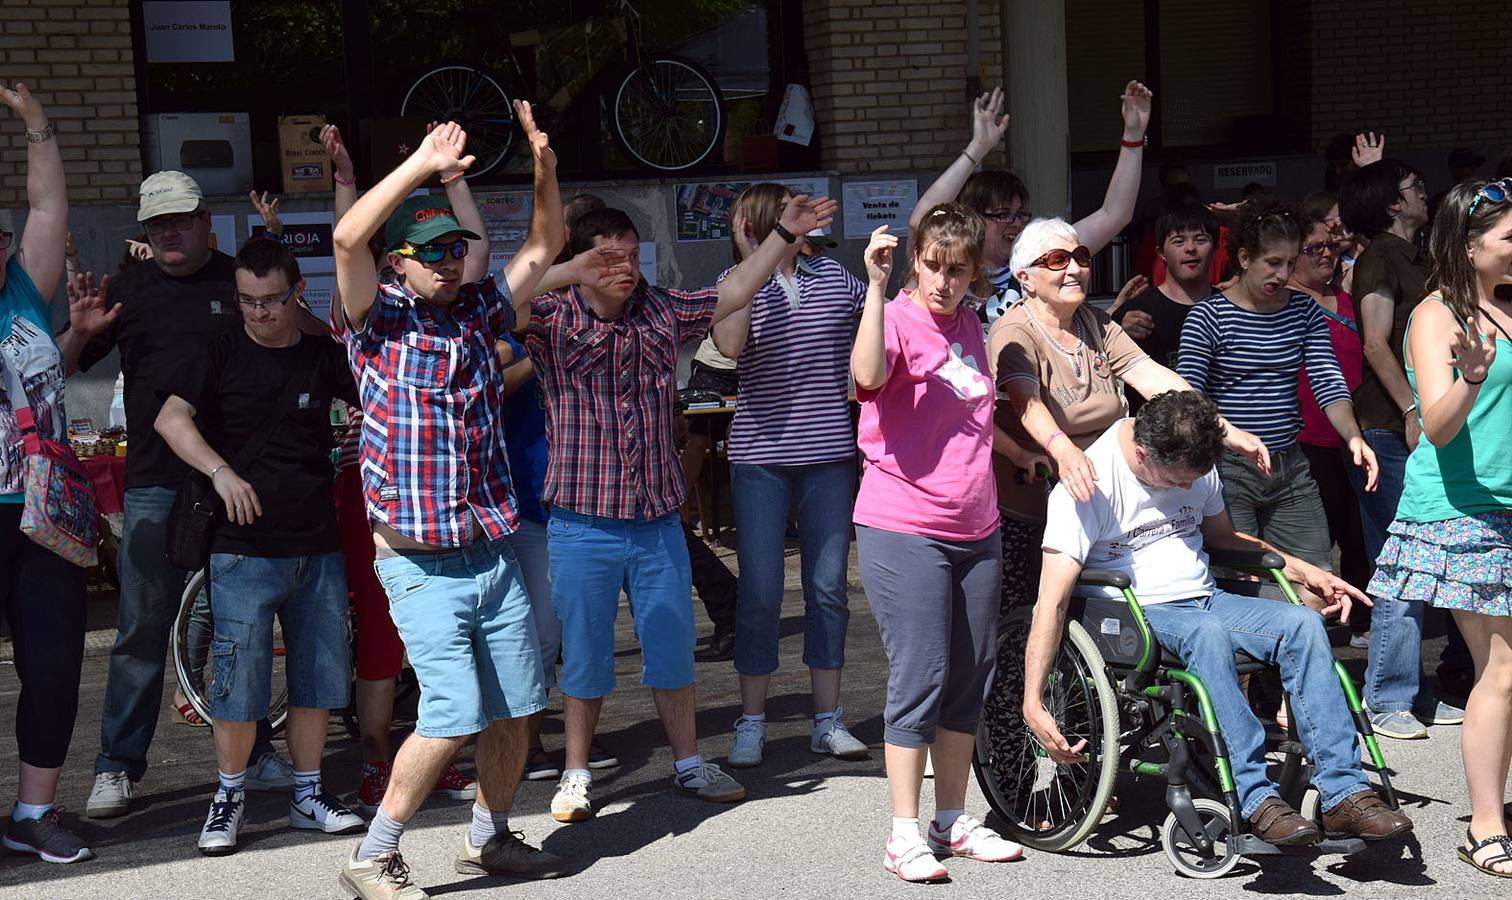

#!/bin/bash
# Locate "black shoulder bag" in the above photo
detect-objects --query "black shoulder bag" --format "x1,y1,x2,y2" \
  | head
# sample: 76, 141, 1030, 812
166, 348, 319, 570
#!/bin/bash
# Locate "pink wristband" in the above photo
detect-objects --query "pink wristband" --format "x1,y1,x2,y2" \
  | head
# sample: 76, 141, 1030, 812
1045, 430, 1067, 451
333, 173, 355, 186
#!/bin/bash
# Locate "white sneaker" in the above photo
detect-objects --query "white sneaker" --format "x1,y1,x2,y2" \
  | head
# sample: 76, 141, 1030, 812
671, 762, 746, 803
883, 834, 947, 882
727, 717, 766, 768
290, 791, 366, 834
247, 751, 296, 791
85, 772, 134, 819
811, 709, 869, 760
1349, 632, 1369, 650
926, 815, 1023, 862
197, 789, 245, 856
551, 773, 593, 823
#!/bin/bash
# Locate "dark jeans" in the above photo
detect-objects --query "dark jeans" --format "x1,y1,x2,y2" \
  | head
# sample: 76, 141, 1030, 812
1, 504, 87, 769
683, 521, 737, 633
1300, 442, 1371, 630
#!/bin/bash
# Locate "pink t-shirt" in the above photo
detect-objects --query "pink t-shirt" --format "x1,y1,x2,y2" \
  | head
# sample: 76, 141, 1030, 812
853, 291, 1000, 541
1298, 287, 1364, 448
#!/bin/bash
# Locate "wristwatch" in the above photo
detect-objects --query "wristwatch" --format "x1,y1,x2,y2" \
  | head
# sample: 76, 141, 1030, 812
25, 121, 55, 143
772, 222, 798, 244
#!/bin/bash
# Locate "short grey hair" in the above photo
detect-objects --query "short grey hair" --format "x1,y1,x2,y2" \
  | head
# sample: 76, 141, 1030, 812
1008, 217, 1079, 280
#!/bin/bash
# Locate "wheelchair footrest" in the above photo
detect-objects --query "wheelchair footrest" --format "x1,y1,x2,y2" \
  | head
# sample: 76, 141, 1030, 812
1232, 834, 1367, 857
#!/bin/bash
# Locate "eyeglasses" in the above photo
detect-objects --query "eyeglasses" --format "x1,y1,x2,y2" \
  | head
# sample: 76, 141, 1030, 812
1467, 178, 1512, 219
1300, 240, 1342, 257
982, 208, 1032, 226
1029, 245, 1092, 271
145, 213, 202, 236
1398, 178, 1427, 198
0, 230, 11, 251
236, 285, 296, 312
394, 239, 469, 264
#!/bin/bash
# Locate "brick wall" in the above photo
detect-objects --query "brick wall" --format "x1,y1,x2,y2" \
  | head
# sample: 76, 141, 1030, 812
0, 0, 140, 205
803, 0, 1004, 172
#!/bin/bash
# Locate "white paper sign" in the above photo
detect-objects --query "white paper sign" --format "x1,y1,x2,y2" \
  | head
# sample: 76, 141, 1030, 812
1213, 161, 1277, 190
142, 1, 235, 64
246, 211, 336, 272
842, 179, 918, 239
300, 275, 336, 324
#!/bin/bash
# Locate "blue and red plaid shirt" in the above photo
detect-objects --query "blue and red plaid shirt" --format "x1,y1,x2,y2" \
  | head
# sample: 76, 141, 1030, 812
344, 274, 519, 546
527, 282, 719, 520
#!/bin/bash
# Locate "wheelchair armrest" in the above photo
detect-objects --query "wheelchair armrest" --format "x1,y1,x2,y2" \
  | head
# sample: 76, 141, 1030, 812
1077, 568, 1131, 589
1205, 548, 1285, 572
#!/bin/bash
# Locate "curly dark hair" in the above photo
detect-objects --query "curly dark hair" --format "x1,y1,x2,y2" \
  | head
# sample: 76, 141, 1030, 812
1133, 391, 1226, 473
1226, 196, 1302, 264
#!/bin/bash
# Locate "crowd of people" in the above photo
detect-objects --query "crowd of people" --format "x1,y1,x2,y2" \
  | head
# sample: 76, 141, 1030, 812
1, 70, 1511, 896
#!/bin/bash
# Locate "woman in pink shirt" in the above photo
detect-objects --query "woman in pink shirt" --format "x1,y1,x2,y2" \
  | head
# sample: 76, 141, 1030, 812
851, 205, 1022, 882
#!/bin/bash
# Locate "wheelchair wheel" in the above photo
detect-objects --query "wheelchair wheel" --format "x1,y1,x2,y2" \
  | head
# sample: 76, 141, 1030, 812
173, 568, 289, 733
974, 619, 1120, 851
1161, 797, 1239, 879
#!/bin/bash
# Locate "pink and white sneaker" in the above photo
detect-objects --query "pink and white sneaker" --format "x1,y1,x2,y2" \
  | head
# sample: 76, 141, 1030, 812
927, 815, 1023, 862
883, 835, 948, 883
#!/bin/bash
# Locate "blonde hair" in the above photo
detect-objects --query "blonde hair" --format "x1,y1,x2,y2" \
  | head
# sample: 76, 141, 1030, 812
729, 182, 790, 262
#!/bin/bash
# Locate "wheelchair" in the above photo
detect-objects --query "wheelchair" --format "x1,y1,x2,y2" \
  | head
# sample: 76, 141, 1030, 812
972, 550, 1400, 878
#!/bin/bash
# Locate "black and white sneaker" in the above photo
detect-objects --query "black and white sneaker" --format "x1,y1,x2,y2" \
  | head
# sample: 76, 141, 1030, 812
3, 809, 94, 864
197, 789, 245, 856
290, 791, 365, 834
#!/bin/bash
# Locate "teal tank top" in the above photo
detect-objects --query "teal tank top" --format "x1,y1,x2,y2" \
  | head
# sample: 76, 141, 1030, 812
1396, 298, 1512, 523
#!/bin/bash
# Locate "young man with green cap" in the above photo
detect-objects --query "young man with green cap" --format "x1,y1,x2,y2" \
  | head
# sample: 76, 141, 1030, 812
331, 107, 566, 899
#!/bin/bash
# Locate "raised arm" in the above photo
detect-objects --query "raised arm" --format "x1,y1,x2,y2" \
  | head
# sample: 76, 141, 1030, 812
323, 125, 358, 224
1022, 549, 1089, 763
1118, 359, 1273, 475
850, 226, 897, 391
714, 195, 835, 326
333, 122, 475, 331
534, 245, 631, 296
3, 83, 67, 300
501, 101, 563, 326
55, 271, 121, 375
710, 208, 762, 359
908, 87, 1010, 232
154, 395, 263, 526
1070, 80, 1151, 254
1410, 299, 1492, 449
444, 175, 491, 283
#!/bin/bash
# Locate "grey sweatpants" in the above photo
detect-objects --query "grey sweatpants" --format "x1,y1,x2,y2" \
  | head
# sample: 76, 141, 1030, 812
856, 524, 1003, 748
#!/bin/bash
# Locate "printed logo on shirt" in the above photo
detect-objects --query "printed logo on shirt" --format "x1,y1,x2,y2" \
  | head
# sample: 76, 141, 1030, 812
379, 484, 399, 502
297, 392, 318, 410
210, 300, 227, 315
1103, 505, 1200, 559
936, 342, 991, 401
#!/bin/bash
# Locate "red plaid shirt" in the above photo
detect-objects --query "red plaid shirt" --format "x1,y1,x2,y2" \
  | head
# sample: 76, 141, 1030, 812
527, 283, 718, 519
344, 275, 519, 546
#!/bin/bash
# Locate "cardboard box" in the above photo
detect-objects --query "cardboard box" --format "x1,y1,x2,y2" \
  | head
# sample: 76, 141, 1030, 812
278, 115, 332, 194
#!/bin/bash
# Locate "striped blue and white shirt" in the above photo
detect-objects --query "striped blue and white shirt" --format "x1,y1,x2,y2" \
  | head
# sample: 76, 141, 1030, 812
1176, 290, 1351, 452
720, 254, 866, 465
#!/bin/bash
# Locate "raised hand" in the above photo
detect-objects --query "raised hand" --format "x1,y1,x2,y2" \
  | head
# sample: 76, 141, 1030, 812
573, 245, 634, 292
319, 124, 355, 179
864, 225, 897, 286
968, 86, 1010, 158
777, 194, 838, 239
64, 231, 81, 273
1120, 80, 1153, 141
66, 271, 121, 337
514, 99, 555, 174
249, 190, 283, 235
125, 238, 153, 262
1111, 274, 1148, 312
730, 208, 760, 261
1449, 323, 1497, 386
417, 121, 475, 177
0, 81, 46, 130
1352, 132, 1385, 168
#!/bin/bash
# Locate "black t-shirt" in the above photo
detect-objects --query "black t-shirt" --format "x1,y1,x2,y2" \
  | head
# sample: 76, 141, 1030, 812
1112, 286, 1205, 412
165, 328, 357, 557
78, 253, 241, 488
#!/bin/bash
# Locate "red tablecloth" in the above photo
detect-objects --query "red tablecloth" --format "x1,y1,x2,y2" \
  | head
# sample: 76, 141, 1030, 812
83, 454, 126, 516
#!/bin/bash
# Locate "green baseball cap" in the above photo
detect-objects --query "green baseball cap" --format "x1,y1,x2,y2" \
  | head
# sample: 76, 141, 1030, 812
383, 196, 482, 251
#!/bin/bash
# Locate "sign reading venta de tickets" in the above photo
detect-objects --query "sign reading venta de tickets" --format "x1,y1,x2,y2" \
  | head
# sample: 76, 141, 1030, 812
142, 1, 235, 64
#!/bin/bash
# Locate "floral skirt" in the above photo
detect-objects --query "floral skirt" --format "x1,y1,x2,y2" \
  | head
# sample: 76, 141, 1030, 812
1366, 511, 1512, 616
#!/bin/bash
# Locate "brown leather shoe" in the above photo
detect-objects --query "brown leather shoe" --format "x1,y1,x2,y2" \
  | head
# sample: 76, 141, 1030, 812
1249, 797, 1322, 846
1321, 790, 1413, 841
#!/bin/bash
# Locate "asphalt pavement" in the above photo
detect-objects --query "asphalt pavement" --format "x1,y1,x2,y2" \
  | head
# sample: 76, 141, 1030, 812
0, 540, 1503, 899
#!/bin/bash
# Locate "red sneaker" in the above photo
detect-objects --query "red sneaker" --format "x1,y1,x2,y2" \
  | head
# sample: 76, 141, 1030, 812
357, 761, 390, 816
434, 765, 476, 801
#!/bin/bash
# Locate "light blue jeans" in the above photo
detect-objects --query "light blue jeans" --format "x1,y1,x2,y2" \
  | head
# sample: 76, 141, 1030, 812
731, 460, 854, 676
1142, 590, 1370, 820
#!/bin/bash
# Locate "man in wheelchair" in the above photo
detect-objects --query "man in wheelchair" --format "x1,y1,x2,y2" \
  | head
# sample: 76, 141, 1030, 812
1022, 391, 1411, 847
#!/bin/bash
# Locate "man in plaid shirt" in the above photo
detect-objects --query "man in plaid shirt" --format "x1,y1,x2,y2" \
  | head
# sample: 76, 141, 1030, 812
330, 105, 566, 899
525, 196, 836, 823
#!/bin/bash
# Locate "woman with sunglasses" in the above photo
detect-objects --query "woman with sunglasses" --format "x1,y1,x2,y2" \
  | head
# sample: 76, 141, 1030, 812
1177, 200, 1379, 604
1367, 178, 1512, 878
908, 82, 1152, 324
982, 218, 1267, 781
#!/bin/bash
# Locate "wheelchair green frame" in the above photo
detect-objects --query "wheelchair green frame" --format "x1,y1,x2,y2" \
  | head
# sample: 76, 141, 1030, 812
972, 549, 1400, 878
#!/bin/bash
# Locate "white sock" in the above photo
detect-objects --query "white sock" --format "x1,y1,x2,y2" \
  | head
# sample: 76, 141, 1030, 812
562, 767, 591, 784
673, 754, 705, 775
11, 801, 50, 821
891, 816, 921, 842
218, 769, 246, 794
739, 713, 766, 725
933, 808, 965, 833
813, 709, 837, 725
293, 769, 321, 803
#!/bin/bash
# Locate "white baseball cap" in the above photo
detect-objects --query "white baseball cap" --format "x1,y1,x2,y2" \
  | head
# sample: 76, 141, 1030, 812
137, 171, 204, 222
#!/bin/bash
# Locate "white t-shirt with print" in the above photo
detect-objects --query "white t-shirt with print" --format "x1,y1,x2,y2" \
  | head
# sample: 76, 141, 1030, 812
1040, 420, 1226, 604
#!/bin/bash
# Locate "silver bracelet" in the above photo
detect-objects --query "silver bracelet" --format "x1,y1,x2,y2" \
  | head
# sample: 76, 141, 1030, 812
209, 464, 228, 481
25, 121, 54, 143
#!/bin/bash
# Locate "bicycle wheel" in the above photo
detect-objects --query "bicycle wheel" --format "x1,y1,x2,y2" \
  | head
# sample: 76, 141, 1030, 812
173, 568, 290, 733
611, 55, 724, 172
400, 64, 516, 177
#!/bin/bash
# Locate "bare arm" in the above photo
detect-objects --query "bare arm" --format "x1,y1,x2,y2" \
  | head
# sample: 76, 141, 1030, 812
3, 83, 67, 301
710, 209, 762, 359
155, 395, 264, 526
533, 246, 632, 296
501, 101, 562, 328
1070, 81, 1151, 254
1201, 510, 1368, 619
1410, 299, 1492, 448
1022, 550, 1090, 763
1119, 358, 1272, 473
850, 226, 897, 391
444, 175, 491, 283
714, 195, 835, 326
908, 87, 1010, 231
323, 125, 359, 225
494, 340, 536, 398
55, 271, 121, 376
1358, 289, 1415, 413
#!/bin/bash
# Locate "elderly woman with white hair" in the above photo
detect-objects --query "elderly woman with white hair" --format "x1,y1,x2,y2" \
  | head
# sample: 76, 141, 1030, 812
978, 216, 1270, 772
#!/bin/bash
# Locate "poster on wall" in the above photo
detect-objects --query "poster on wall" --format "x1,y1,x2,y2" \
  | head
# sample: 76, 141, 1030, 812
674, 177, 832, 242
142, 1, 235, 64
300, 275, 336, 324
842, 179, 918, 240
247, 211, 335, 272
210, 214, 238, 255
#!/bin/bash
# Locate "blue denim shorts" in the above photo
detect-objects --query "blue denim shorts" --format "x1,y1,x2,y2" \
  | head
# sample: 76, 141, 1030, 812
208, 552, 351, 722
373, 536, 546, 738
547, 508, 695, 698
